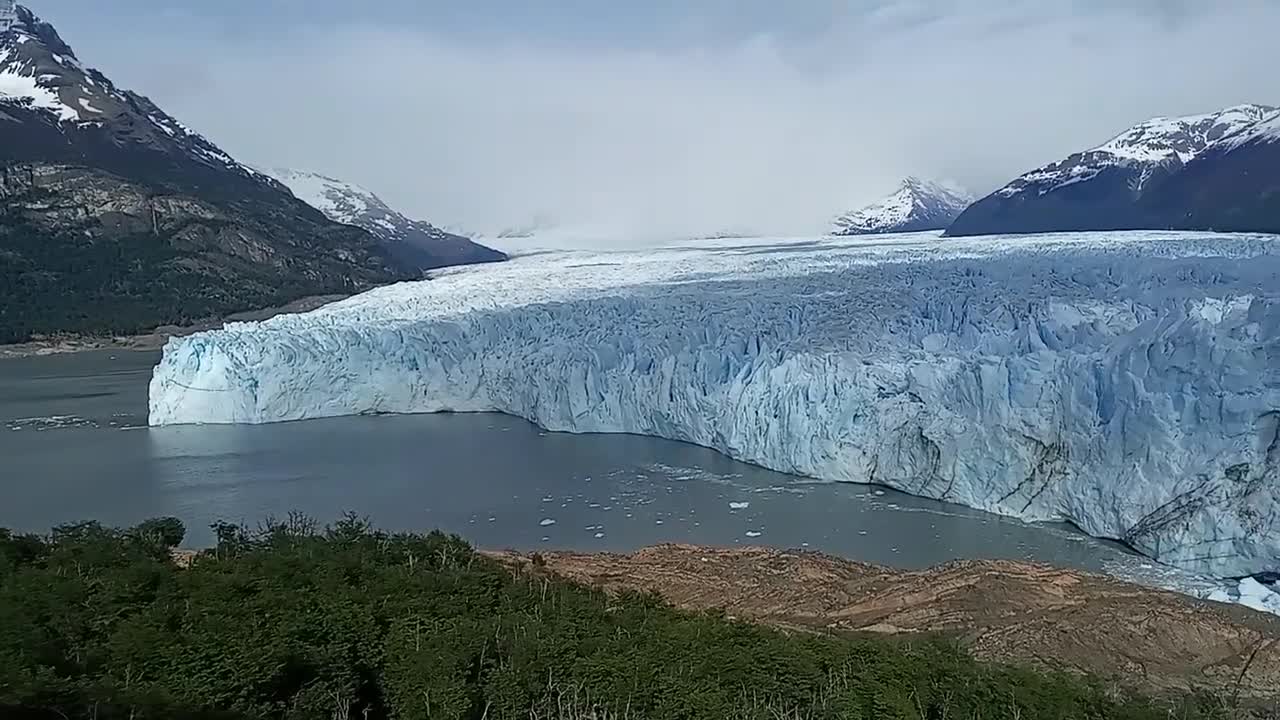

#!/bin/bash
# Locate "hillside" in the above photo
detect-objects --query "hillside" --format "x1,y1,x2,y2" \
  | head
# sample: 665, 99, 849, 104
0, 6, 422, 344
1137, 109, 1280, 234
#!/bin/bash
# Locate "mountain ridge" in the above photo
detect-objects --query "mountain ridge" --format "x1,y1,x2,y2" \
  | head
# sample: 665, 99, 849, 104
947, 103, 1278, 237
259, 167, 507, 271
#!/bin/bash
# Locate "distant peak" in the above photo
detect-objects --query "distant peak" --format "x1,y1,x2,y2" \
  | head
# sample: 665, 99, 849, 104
832, 177, 972, 236
898, 176, 929, 192
1221, 102, 1276, 114
898, 177, 971, 201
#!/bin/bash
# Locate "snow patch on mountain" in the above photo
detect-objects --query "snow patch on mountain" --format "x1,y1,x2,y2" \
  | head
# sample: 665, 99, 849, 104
1093, 104, 1272, 163
260, 167, 507, 269
832, 178, 972, 235
149, 231, 1280, 580
0, 47, 76, 121
1217, 108, 1280, 151
994, 104, 1276, 198
0, 6, 274, 184
262, 167, 376, 226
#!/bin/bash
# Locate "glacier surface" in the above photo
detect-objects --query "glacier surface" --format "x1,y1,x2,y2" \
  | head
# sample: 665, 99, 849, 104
150, 231, 1280, 579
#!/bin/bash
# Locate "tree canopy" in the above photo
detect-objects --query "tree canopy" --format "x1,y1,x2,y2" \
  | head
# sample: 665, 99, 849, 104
0, 516, 1237, 719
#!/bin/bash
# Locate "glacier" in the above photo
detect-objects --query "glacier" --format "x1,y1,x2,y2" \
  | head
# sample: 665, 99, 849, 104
149, 231, 1280, 580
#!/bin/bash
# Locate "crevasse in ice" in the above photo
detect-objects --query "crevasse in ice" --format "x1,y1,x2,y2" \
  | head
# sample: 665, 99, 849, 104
149, 231, 1280, 578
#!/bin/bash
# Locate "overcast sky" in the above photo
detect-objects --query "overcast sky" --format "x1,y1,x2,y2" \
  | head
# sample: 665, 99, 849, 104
33, 0, 1280, 240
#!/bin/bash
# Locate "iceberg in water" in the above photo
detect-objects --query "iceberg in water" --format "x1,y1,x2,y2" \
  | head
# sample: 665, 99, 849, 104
150, 231, 1280, 580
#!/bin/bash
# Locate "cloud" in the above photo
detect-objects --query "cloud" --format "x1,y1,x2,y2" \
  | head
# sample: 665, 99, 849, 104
43, 0, 1280, 243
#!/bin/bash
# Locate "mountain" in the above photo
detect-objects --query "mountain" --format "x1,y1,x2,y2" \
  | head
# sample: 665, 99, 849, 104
0, 5, 425, 344
831, 178, 973, 235
946, 104, 1276, 237
1135, 109, 1280, 234
259, 168, 506, 271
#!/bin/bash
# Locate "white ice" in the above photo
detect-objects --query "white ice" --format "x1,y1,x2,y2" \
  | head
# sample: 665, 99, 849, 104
149, 230, 1280, 580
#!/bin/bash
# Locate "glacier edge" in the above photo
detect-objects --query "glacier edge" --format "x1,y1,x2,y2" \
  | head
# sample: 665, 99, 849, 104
149, 233, 1280, 579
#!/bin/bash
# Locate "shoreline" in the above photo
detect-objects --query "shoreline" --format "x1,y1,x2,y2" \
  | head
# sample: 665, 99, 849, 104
0, 294, 348, 360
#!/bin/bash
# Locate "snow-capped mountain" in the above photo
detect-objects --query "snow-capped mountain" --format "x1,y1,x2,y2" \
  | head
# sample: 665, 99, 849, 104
1137, 107, 1280, 235
260, 168, 506, 271
0, 5, 274, 184
832, 178, 973, 235
0, 5, 426, 343
947, 104, 1276, 236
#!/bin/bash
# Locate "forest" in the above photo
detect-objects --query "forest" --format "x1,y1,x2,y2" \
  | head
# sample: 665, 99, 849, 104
0, 516, 1238, 719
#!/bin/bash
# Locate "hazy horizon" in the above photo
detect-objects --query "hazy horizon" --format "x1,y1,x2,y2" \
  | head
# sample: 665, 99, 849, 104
35, 0, 1280, 242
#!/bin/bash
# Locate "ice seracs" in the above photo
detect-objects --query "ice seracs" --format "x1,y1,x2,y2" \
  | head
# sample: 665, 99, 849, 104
832, 178, 972, 236
150, 231, 1280, 581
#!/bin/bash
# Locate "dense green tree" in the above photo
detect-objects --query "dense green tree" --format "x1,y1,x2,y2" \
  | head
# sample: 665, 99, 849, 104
0, 517, 1242, 720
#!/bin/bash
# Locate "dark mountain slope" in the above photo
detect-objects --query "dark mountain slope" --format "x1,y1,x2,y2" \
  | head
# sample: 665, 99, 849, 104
946, 104, 1276, 237
0, 6, 419, 343
1138, 111, 1280, 234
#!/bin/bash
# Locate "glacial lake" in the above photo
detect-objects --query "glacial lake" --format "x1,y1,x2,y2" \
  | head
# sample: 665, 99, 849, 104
1, 349, 1177, 584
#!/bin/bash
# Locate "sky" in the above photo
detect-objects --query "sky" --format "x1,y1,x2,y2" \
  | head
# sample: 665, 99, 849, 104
32, 0, 1280, 241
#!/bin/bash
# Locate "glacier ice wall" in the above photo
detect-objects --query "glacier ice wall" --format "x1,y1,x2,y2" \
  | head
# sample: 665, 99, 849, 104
150, 232, 1280, 578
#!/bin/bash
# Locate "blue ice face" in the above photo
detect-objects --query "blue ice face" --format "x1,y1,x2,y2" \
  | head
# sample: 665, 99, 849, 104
150, 231, 1280, 579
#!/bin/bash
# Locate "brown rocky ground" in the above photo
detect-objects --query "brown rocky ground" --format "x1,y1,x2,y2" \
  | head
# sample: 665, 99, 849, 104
489, 544, 1280, 709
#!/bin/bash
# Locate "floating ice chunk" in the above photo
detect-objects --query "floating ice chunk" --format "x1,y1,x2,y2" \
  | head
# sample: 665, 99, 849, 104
1237, 578, 1280, 615
745, 531, 763, 538
729, 502, 751, 510
539, 518, 556, 527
